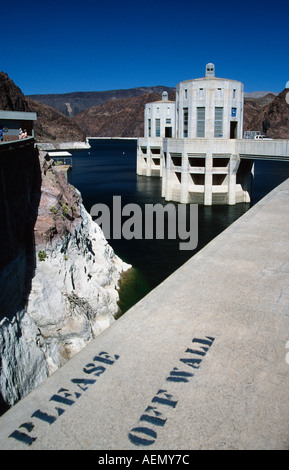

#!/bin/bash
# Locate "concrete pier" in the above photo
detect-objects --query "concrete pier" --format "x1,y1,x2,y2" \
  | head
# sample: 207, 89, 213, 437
1, 179, 289, 450
138, 138, 289, 205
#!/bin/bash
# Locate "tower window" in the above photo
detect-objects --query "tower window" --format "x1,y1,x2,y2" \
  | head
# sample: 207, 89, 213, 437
183, 108, 188, 138
155, 119, 160, 137
197, 107, 205, 138
148, 119, 151, 137
214, 107, 223, 137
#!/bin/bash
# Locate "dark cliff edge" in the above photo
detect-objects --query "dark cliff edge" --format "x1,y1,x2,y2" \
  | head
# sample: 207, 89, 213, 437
0, 139, 41, 317
0, 139, 41, 412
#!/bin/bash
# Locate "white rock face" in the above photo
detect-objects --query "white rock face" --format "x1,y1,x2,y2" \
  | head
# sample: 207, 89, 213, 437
28, 204, 130, 376
0, 311, 48, 406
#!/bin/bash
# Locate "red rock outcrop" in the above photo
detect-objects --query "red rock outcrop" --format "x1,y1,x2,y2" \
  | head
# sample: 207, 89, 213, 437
34, 154, 82, 246
244, 89, 289, 139
73, 92, 176, 137
26, 97, 86, 143
0, 72, 29, 111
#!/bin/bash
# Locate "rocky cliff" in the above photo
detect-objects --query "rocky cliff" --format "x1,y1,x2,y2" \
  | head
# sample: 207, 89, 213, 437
244, 89, 289, 139
0, 145, 130, 411
0, 72, 29, 112
26, 97, 86, 142
73, 92, 169, 137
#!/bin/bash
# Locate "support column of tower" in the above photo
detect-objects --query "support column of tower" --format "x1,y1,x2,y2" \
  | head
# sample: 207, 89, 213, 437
136, 145, 141, 175
227, 154, 240, 205
180, 152, 189, 204
243, 161, 254, 203
164, 153, 173, 201
146, 145, 152, 177
204, 153, 213, 206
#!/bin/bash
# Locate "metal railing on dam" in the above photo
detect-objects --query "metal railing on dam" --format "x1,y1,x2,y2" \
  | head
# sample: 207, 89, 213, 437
1, 177, 289, 450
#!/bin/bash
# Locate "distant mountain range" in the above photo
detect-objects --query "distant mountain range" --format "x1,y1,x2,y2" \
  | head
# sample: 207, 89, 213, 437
1, 72, 288, 141
28, 86, 176, 118
244, 91, 278, 98
28, 89, 278, 119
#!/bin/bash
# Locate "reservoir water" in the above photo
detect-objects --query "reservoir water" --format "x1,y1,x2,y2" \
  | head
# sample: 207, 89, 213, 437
68, 139, 289, 315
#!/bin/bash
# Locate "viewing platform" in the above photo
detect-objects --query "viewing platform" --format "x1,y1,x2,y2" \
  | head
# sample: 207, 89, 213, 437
0, 177, 289, 450
0, 110, 37, 141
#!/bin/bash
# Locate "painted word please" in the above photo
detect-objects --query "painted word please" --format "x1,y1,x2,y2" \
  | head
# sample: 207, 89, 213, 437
128, 336, 215, 446
9, 351, 119, 447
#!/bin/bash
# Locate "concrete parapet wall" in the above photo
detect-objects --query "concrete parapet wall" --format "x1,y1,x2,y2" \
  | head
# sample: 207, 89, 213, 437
237, 139, 289, 160
1, 179, 289, 449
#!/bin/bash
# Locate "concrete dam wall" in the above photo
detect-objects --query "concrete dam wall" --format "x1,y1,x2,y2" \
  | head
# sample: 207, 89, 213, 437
0, 176, 289, 450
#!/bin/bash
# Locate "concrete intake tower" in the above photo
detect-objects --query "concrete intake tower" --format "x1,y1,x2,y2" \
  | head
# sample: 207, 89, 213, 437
137, 63, 253, 205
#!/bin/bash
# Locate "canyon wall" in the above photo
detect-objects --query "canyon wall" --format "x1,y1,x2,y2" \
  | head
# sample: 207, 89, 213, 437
0, 141, 130, 411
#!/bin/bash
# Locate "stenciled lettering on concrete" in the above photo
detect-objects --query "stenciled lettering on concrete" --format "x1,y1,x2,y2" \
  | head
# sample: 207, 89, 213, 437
128, 336, 215, 446
8, 351, 120, 446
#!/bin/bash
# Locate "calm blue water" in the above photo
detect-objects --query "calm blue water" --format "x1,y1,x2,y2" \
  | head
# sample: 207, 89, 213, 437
67, 139, 289, 314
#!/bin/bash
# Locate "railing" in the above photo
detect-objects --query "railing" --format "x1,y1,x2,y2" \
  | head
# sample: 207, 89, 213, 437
0, 137, 35, 153
0, 133, 33, 143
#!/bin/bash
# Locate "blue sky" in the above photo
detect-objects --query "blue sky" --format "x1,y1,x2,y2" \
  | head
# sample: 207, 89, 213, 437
2, 0, 289, 95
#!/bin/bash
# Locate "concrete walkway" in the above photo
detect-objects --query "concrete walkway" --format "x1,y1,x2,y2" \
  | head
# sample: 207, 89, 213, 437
1, 179, 289, 450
